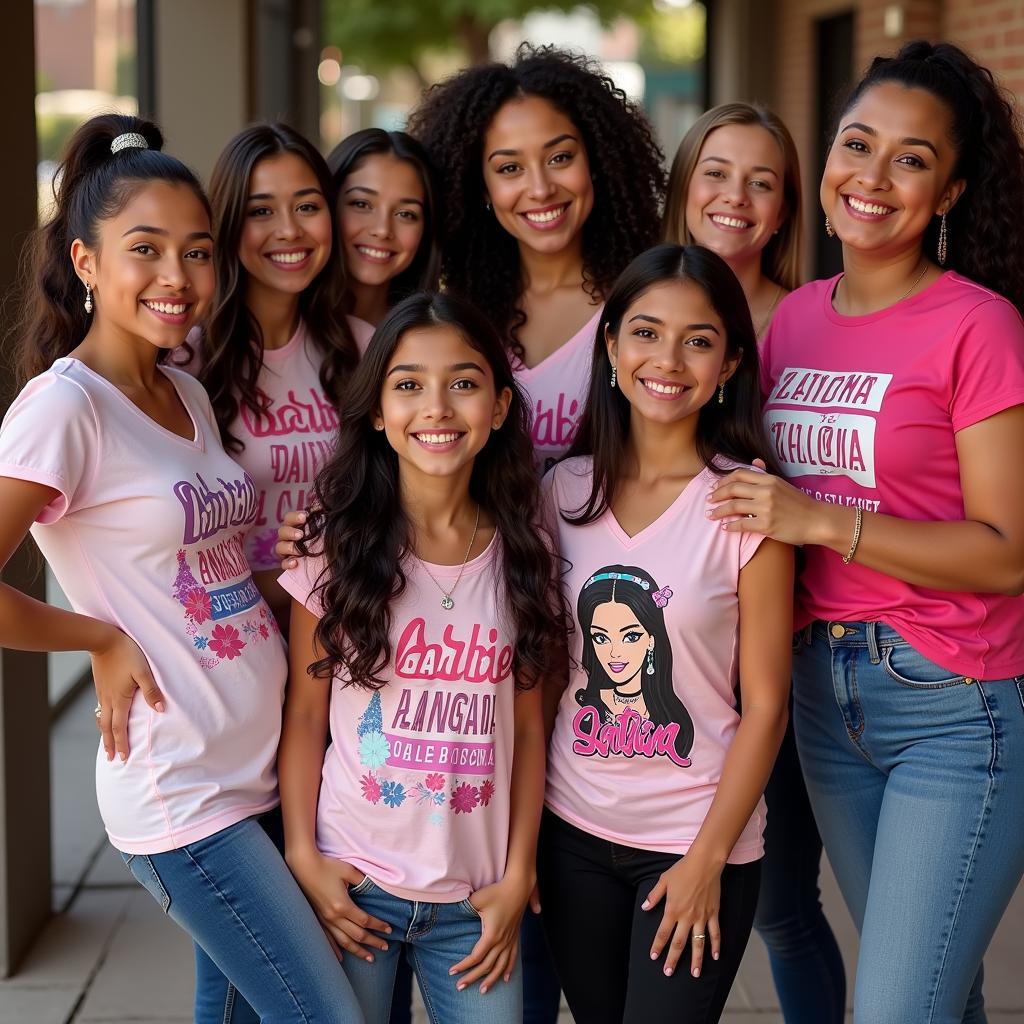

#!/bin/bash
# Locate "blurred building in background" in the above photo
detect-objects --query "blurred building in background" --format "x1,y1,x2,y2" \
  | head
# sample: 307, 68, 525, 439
2, 0, 1023, 978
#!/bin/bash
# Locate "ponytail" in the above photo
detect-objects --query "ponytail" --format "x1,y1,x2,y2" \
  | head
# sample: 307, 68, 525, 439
10, 113, 208, 386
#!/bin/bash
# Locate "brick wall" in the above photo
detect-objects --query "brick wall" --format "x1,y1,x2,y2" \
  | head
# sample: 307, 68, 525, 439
943, 0, 1024, 102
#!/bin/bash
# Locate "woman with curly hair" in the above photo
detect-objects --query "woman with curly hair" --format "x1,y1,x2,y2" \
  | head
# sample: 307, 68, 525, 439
708, 41, 1024, 1022
408, 44, 664, 474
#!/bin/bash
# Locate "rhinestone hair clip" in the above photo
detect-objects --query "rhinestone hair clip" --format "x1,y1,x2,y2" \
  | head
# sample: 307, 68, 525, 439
110, 132, 149, 155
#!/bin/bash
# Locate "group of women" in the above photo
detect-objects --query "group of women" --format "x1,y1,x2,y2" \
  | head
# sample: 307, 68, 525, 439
0, 37, 1022, 1024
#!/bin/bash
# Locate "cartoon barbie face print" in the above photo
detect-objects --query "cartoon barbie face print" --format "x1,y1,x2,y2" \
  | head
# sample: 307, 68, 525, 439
571, 565, 694, 768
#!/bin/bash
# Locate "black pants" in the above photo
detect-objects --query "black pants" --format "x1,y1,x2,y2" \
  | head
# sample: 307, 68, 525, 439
537, 809, 760, 1024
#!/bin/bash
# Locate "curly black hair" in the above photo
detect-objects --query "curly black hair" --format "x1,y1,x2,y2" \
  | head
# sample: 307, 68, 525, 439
408, 44, 665, 359
837, 40, 1024, 315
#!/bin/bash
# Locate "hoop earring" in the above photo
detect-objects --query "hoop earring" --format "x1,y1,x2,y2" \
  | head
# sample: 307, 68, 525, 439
717, 383, 725, 405
646, 647, 654, 676
937, 212, 948, 266
84, 283, 93, 314
610, 363, 617, 389
825, 216, 835, 238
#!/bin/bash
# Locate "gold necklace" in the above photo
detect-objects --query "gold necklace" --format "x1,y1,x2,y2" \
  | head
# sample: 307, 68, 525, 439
836, 260, 929, 312
755, 283, 784, 338
416, 505, 481, 611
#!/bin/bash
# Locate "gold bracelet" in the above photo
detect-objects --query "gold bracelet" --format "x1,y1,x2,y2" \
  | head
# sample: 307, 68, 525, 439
842, 507, 863, 565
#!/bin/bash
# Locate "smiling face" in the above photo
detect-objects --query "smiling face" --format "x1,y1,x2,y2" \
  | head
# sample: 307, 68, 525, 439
72, 180, 214, 351
375, 324, 512, 483
481, 94, 595, 257
684, 123, 787, 267
820, 82, 964, 258
607, 279, 738, 427
589, 599, 653, 688
239, 151, 333, 301
338, 152, 426, 290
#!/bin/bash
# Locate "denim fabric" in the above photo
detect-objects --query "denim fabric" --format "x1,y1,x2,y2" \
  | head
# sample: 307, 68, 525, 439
792, 620, 1024, 1024
344, 877, 523, 1024
753, 713, 846, 1023
121, 815, 363, 1024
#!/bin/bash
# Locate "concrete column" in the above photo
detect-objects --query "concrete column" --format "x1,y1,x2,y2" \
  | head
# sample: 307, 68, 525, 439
0, 0, 51, 980
707, 0, 778, 106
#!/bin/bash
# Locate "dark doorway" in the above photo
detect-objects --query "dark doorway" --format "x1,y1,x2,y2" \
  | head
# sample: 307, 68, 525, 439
814, 11, 854, 280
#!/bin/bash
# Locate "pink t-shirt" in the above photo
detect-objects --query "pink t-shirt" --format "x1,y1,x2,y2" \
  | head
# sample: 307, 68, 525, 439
542, 457, 766, 862
761, 272, 1024, 679
177, 319, 370, 570
513, 307, 601, 473
280, 538, 517, 901
0, 359, 287, 854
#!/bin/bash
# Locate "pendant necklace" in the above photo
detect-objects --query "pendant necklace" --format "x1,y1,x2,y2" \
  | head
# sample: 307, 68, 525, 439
613, 688, 643, 705
418, 505, 481, 611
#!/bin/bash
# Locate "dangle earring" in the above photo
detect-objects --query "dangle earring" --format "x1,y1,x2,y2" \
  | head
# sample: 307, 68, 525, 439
825, 216, 835, 238
937, 212, 948, 266
610, 362, 617, 389
646, 647, 654, 675
484, 198, 492, 211
84, 283, 93, 314
718, 383, 725, 404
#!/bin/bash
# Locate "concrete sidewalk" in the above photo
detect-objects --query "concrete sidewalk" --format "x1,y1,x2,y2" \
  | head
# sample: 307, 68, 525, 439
1, 684, 1021, 1023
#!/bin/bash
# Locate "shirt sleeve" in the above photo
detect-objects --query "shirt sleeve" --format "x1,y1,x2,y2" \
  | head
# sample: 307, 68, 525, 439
278, 552, 328, 618
758, 315, 777, 402
948, 298, 1024, 432
0, 372, 100, 523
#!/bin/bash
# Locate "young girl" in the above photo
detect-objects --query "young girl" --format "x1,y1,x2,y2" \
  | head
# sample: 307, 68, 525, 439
709, 41, 1024, 1023
539, 243, 793, 1024
666, 106, 845, 1024
0, 115, 362, 1024
327, 128, 441, 345
179, 124, 359, 631
277, 292, 564, 1024
409, 44, 664, 474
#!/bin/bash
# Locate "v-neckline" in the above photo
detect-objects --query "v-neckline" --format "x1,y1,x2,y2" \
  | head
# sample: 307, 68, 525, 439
603, 466, 711, 549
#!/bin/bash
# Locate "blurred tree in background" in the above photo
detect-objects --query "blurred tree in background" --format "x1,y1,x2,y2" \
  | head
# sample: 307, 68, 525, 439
324, 0, 657, 82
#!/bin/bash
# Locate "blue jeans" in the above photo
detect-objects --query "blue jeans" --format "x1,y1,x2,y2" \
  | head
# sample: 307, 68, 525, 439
793, 621, 1024, 1024
343, 877, 523, 1024
121, 815, 364, 1024
752, 712, 846, 1023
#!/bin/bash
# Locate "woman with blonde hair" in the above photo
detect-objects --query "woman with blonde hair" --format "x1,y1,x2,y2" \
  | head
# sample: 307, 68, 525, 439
663, 103, 845, 1024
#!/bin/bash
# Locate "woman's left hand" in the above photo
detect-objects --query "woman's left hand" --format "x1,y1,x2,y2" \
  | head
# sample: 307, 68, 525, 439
643, 852, 722, 979
448, 875, 532, 994
707, 459, 829, 547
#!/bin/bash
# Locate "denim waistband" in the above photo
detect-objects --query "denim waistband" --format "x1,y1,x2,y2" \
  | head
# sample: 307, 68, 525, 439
801, 620, 909, 661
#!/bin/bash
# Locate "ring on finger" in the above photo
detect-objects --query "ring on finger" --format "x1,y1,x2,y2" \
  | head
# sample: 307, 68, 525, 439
94, 704, 102, 718
692, 931, 706, 940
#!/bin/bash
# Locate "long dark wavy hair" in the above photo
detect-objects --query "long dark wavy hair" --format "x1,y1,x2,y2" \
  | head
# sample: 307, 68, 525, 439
575, 564, 693, 762
566, 244, 779, 524
835, 40, 1024, 314
198, 124, 357, 452
326, 129, 442, 305
301, 290, 568, 691
408, 44, 665, 359
11, 113, 209, 386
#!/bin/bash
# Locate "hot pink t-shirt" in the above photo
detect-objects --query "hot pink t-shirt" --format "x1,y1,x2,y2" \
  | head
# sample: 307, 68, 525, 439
0, 359, 288, 854
176, 318, 370, 570
279, 538, 517, 901
761, 272, 1024, 680
542, 457, 766, 862
513, 307, 601, 473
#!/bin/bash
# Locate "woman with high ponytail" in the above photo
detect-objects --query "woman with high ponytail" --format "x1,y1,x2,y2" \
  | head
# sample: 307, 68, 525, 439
706, 42, 1024, 1022
0, 115, 363, 1023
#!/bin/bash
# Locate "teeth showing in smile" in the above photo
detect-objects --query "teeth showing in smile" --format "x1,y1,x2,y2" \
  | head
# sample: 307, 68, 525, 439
268, 251, 309, 264
524, 205, 568, 224
710, 214, 752, 229
642, 379, 685, 396
846, 196, 894, 216
414, 432, 462, 445
143, 300, 188, 315
357, 246, 394, 259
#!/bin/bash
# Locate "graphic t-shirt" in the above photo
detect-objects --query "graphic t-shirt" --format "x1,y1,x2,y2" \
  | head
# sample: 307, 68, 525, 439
513, 306, 601, 473
176, 319, 370, 571
0, 358, 287, 854
280, 538, 517, 901
542, 457, 766, 861
761, 271, 1024, 679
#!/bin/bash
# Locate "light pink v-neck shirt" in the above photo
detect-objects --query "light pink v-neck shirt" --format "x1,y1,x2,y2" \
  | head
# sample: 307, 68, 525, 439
512, 307, 602, 473
0, 358, 287, 854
